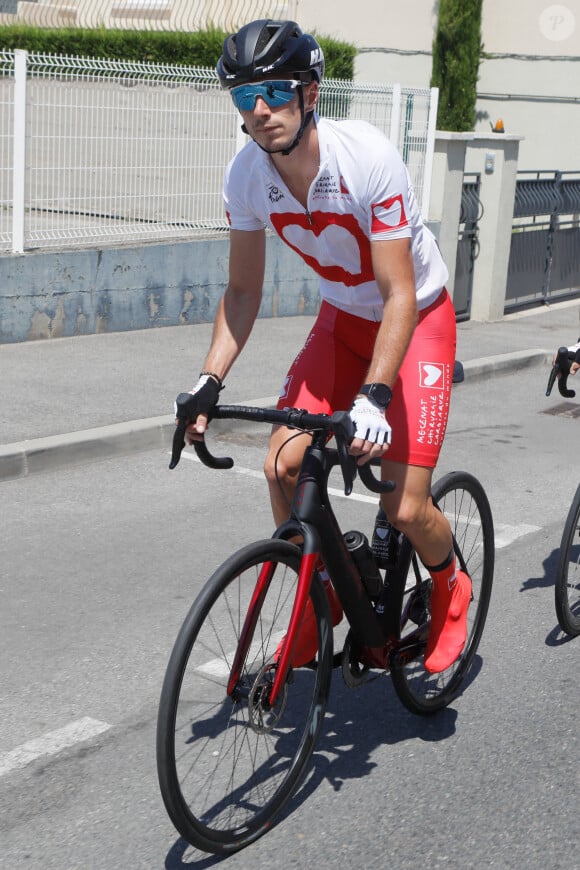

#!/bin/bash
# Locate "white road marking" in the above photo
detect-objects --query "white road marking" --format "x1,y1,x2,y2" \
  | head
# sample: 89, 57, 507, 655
197, 631, 286, 679
180, 454, 540, 545
180, 451, 377, 504
494, 522, 539, 549
0, 717, 111, 777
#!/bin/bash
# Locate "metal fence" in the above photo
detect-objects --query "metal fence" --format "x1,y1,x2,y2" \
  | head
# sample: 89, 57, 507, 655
0, 49, 437, 253
0, 0, 298, 31
506, 170, 580, 310
453, 172, 482, 321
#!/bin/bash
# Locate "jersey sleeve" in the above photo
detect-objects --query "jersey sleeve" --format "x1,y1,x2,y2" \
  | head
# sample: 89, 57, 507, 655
363, 130, 414, 242
223, 154, 265, 232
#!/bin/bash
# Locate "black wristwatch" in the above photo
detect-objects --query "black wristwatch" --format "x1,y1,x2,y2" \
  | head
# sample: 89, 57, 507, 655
359, 382, 392, 409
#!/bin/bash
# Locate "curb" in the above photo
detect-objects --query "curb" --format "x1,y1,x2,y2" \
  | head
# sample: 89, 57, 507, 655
0, 397, 279, 482
461, 348, 551, 381
0, 349, 552, 482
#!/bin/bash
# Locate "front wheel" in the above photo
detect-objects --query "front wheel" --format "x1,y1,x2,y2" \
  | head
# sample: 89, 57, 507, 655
156, 539, 333, 855
391, 471, 495, 714
555, 483, 580, 637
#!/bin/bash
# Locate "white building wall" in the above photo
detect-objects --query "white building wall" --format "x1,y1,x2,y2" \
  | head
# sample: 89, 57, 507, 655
476, 0, 580, 171
4, 0, 579, 171
299, 0, 580, 171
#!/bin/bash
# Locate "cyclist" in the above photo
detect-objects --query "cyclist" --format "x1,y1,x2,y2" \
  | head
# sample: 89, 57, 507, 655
180, 19, 471, 674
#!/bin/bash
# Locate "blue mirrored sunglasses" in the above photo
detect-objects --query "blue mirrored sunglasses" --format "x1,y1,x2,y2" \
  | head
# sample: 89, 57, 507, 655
230, 80, 301, 112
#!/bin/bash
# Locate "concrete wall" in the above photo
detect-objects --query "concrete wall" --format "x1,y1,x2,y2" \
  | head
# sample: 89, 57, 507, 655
0, 234, 320, 343
0, 124, 519, 343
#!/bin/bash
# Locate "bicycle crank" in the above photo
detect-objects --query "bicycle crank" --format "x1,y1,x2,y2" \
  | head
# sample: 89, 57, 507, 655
341, 630, 373, 688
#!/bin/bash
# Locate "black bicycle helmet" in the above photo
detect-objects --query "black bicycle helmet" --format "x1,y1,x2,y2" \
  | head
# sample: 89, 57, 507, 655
217, 19, 325, 89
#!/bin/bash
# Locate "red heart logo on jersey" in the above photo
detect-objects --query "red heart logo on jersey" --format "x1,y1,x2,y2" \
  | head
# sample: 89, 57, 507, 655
371, 194, 407, 233
271, 211, 374, 286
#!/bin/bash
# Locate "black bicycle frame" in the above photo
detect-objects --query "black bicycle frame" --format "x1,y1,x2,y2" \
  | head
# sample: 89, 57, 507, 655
275, 436, 386, 649
273, 432, 426, 670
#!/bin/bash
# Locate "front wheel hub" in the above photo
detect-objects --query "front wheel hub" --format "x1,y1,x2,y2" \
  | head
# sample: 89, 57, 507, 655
248, 663, 288, 734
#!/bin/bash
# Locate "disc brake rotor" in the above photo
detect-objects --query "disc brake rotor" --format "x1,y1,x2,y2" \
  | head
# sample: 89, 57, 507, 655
248, 663, 288, 734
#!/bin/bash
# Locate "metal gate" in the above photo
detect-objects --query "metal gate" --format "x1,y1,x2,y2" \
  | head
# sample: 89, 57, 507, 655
506, 170, 580, 311
453, 172, 481, 321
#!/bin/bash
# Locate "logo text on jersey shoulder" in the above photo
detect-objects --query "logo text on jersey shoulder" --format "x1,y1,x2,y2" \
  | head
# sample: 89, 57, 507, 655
419, 362, 445, 388
371, 194, 408, 233
268, 183, 284, 203
312, 172, 342, 199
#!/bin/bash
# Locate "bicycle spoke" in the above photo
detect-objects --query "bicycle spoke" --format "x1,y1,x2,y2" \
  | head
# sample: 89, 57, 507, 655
391, 472, 494, 714
157, 540, 332, 853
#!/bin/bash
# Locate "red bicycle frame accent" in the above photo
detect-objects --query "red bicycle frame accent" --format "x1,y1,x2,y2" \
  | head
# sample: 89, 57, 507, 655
226, 552, 319, 706
226, 559, 277, 697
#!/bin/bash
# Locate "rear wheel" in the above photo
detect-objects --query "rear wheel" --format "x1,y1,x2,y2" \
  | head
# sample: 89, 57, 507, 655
391, 471, 494, 714
156, 539, 333, 855
555, 484, 580, 637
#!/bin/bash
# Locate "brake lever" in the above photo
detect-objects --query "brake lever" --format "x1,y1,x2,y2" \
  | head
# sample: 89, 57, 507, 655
331, 411, 357, 496
169, 392, 234, 470
330, 411, 396, 496
546, 347, 575, 399
169, 416, 187, 469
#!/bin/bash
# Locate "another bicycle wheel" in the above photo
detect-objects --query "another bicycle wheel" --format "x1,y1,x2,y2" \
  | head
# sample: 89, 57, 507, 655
156, 539, 333, 855
391, 471, 494, 715
555, 483, 580, 637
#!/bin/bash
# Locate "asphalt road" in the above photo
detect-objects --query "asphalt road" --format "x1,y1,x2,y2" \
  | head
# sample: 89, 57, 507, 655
1, 360, 579, 869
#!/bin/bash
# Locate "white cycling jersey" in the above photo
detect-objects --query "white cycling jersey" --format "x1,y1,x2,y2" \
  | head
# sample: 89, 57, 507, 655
223, 116, 449, 319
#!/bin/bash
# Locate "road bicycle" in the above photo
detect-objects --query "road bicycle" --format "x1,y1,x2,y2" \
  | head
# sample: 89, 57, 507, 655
156, 398, 495, 855
546, 345, 580, 636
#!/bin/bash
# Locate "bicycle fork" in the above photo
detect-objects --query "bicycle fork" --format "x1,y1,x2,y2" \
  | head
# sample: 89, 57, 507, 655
226, 550, 320, 708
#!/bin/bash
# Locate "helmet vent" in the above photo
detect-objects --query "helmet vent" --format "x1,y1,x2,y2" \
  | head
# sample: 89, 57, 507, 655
225, 35, 237, 61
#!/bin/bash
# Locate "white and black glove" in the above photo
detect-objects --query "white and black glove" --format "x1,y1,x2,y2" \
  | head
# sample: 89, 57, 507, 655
173, 373, 222, 422
350, 395, 392, 447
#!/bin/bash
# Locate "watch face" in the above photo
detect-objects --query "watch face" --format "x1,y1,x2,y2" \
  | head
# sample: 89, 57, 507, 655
362, 383, 391, 407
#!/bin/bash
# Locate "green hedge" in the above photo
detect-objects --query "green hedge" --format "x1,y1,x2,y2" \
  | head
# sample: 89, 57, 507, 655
0, 25, 355, 80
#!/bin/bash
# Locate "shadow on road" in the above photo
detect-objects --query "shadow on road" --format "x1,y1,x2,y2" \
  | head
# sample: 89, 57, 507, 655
520, 547, 558, 592
163, 654, 484, 868
519, 546, 579, 646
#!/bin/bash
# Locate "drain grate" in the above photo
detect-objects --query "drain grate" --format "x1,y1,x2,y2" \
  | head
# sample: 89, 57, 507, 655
542, 401, 580, 419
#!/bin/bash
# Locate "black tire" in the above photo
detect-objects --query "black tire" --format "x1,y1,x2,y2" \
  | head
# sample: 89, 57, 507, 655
391, 471, 495, 715
156, 539, 333, 855
555, 483, 580, 637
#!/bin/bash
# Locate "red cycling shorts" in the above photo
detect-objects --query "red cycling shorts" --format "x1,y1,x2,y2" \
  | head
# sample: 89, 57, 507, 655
276, 290, 456, 468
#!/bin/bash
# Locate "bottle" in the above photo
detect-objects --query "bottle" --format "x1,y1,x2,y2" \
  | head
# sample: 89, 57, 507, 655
343, 530, 383, 599
371, 508, 400, 616
371, 507, 391, 569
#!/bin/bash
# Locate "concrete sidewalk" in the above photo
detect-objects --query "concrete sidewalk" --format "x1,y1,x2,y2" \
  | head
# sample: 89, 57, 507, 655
1, 298, 578, 480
